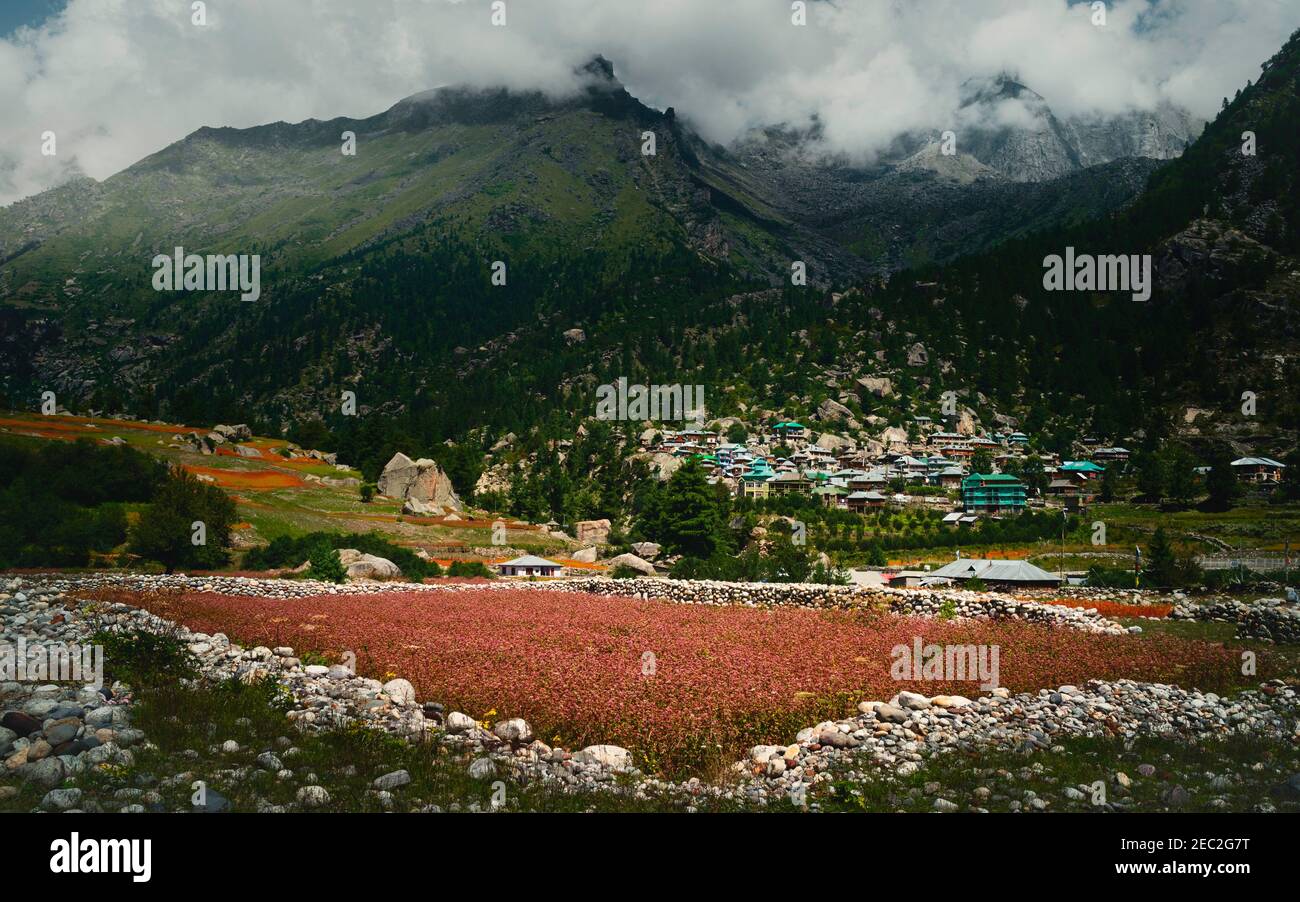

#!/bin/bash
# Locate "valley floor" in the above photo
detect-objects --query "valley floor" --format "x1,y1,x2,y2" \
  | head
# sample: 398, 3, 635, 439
4, 572, 1299, 813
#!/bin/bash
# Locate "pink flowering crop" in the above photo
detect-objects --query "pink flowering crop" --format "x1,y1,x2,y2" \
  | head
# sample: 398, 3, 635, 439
112, 587, 1258, 778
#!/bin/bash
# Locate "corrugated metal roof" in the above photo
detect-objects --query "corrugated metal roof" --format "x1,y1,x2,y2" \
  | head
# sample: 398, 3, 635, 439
498, 555, 562, 568
929, 559, 1060, 583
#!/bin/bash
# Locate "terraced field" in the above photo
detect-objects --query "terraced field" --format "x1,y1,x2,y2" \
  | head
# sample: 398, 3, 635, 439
0, 410, 575, 563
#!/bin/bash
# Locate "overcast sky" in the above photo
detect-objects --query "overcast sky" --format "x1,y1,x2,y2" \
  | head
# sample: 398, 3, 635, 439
1, 0, 1296, 206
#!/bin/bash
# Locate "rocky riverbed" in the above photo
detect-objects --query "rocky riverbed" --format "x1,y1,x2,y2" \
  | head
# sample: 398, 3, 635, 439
4, 573, 1298, 813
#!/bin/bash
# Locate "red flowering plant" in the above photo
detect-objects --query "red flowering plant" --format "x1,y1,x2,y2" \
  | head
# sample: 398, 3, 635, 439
110, 587, 1257, 778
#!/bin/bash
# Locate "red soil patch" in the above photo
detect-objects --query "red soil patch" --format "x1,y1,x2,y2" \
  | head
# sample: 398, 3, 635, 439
0, 414, 205, 435
182, 466, 305, 490
109, 587, 1254, 777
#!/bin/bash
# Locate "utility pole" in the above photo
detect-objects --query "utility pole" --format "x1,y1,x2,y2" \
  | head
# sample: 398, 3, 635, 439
1060, 508, 1066, 581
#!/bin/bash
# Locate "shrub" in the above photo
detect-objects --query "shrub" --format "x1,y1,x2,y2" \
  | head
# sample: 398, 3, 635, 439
308, 546, 347, 583
447, 560, 493, 579
243, 530, 440, 579
1085, 565, 1138, 589
0, 439, 167, 568
129, 468, 237, 573
90, 624, 198, 683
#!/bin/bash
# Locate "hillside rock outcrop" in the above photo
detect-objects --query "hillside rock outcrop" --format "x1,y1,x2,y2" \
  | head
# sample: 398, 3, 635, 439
377, 452, 462, 511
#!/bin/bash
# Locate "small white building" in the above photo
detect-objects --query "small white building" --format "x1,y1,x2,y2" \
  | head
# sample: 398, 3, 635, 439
496, 555, 563, 578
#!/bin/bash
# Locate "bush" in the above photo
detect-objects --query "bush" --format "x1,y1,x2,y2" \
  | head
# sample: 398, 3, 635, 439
610, 563, 643, 579
243, 531, 441, 580
129, 468, 237, 573
90, 625, 198, 683
1085, 565, 1138, 589
308, 546, 347, 583
447, 560, 494, 579
0, 439, 167, 568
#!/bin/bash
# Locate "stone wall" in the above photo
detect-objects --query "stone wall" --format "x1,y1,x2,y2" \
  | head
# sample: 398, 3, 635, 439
533, 578, 1128, 634
1170, 598, 1300, 643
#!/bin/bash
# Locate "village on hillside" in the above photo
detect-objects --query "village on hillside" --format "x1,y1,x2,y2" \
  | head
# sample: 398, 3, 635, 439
643, 419, 1285, 513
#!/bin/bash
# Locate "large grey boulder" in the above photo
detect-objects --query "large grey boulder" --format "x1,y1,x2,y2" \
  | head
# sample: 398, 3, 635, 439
630, 542, 661, 560
575, 745, 633, 771
402, 498, 443, 516
814, 432, 853, 452
377, 452, 462, 511
213, 423, 252, 442
606, 553, 656, 576
336, 549, 402, 581
575, 519, 612, 545
856, 376, 894, 398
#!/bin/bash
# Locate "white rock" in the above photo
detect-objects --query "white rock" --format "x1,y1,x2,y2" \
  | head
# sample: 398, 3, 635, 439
491, 718, 532, 744
468, 757, 496, 779
445, 712, 477, 733
575, 744, 633, 771
381, 678, 416, 707
296, 785, 331, 808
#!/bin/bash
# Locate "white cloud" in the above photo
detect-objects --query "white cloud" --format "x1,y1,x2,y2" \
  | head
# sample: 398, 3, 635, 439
0, 0, 1295, 204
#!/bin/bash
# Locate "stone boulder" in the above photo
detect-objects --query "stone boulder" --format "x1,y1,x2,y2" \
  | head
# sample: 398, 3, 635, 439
575, 745, 633, 771
639, 451, 682, 480
817, 398, 856, 425
571, 547, 599, 563
881, 426, 909, 448
336, 549, 402, 581
606, 553, 656, 576
377, 452, 462, 511
213, 423, 253, 442
631, 542, 661, 560
575, 519, 611, 545
856, 376, 894, 398
815, 432, 853, 452
492, 718, 533, 744
402, 498, 443, 517
381, 678, 417, 706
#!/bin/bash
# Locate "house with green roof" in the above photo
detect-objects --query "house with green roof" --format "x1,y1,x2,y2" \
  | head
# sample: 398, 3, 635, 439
961, 473, 1026, 514
1060, 460, 1105, 474
769, 421, 807, 440
813, 484, 850, 508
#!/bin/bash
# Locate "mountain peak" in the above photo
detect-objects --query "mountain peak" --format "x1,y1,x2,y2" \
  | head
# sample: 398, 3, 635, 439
577, 54, 620, 88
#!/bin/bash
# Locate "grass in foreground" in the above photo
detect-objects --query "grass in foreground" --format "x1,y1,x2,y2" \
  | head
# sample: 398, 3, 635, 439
1, 627, 767, 814
817, 732, 1300, 813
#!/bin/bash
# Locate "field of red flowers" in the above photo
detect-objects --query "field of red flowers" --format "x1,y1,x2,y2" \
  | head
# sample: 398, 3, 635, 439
111, 588, 1255, 777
